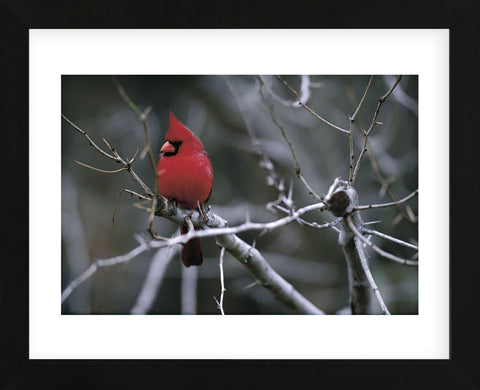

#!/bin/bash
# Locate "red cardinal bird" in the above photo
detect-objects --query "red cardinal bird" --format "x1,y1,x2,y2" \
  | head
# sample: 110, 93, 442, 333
157, 111, 213, 267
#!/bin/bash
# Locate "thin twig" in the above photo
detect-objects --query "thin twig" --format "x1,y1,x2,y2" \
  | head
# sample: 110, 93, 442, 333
62, 114, 153, 196
61, 237, 150, 303
74, 160, 127, 174
354, 236, 391, 315
346, 215, 418, 266
214, 246, 227, 315
111, 76, 157, 172
223, 75, 284, 196
368, 144, 418, 229
351, 75, 402, 185
346, 88, 417, 229
355, 189, 418, 210
351, 76, 374, 123
130, 239, 179, 315
275, 75, 349, 134
257, 75, 322, 200
62, 114, 117, 160
348, 76, 374, 184
362, 228, 418, 250
259, 75, 311, 107
111, 77, 160, 238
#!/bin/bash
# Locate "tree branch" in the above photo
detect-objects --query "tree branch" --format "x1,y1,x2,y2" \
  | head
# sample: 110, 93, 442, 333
214, 246, 227, 315
346, 216, 418, 266
130, 234, 179, 315
61, 235, 150, 303
350, 75, 402, 185
355, 189, 418, 210
354, 234, 391, 315
327, 185, 391, 314
275, 75, 349, 134
362, 228, 418, 251
62, 114, 153, 196
257, 75, 322, 200
348, 76, 374, 185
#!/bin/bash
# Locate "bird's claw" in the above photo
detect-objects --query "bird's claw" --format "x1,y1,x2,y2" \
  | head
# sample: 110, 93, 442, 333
197, 200, 210, 224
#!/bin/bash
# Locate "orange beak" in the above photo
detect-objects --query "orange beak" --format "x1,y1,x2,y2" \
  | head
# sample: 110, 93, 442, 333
160, 141, 176, 154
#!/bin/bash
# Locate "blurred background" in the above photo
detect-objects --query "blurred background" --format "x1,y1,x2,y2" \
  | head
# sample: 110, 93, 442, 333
61, 75, 418, 315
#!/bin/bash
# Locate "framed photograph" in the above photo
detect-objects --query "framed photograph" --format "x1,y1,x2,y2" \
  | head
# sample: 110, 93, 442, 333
4, 19, 475, 387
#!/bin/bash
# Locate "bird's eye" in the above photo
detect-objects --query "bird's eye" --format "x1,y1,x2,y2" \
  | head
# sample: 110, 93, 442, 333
170, 141, 183, 149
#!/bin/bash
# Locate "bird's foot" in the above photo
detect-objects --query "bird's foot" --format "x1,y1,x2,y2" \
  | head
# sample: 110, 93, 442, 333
197, 201, 210, 224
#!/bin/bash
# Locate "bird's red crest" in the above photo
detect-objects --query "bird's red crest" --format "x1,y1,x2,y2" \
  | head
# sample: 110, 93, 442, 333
166, 111, 195, 142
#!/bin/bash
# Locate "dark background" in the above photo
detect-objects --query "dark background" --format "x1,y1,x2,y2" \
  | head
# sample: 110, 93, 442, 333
61, 75, 418, 315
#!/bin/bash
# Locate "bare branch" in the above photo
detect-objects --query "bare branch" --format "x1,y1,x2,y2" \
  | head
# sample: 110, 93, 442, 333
369, 146, 418, 229
61, 236, 150, 303
257, 75, 322, 200
152, 201, 327, 246
362, 228, 418, 251
74, 160, 127, 174
214, 246, 227, 315
355, 189, 418, 210
380, 75, 403, 102
62, 114, 117, 160
339, 213, 371, 314
348, 76, 374, 184
111, 77, 161, 237
351, 75, 402, 184
346, 81, 417, 229
275, 75, 349, 134
354, 235, 391, 315
130, 242, 179, 315
259, 75, 311, 107
346, 215, 418, 266
351, 76, 374, 123
62, 114, 153, 196
214, 230, 325, 314
223, 76, 285, 196
111, 76, 157, 172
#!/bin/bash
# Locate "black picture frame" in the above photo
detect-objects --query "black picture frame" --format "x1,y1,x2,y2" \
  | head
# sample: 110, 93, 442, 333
2, 1, 478, 387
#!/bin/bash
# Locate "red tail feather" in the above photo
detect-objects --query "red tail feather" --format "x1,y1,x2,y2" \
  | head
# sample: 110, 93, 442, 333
180, 225, 203, 267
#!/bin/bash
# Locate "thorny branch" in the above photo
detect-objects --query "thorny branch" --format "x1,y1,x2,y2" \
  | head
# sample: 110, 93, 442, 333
62, 114, 326, 314
257, 75, 322, 200
259, 75, 311, 107
353, 233, 391, 315
350, 75, 402, 185
223, 76, 285, 196
111, 77, 160, 237
355, 189, 418, 211
61, 234, 150, 303
275, 75, 349, 134
112, 76, 157, 172
214, 247, 227, 315
346, 216, 418, 266
62, 114, 153, 196
346, 78, 418, 230
362, 228, 418, 251
348, 76, 374, 185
